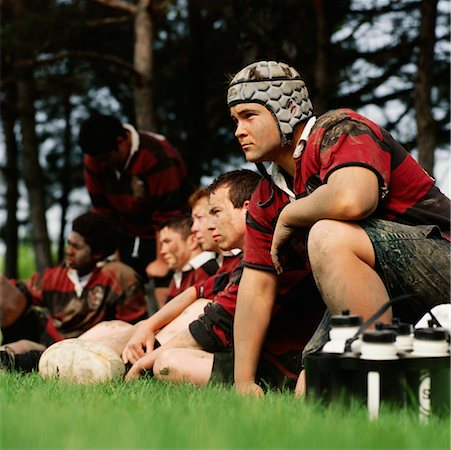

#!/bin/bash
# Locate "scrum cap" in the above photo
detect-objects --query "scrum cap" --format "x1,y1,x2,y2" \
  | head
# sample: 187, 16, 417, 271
227, 61, 313, 146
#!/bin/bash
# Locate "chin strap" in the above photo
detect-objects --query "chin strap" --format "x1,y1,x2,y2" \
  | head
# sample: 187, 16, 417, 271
255, 162, 275, 208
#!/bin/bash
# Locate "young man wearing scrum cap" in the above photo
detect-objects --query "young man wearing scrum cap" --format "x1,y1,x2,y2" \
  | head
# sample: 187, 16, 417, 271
228, 60, 450, 396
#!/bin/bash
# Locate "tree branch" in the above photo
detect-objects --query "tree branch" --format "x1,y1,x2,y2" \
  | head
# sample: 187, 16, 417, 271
91, 0, 137, 15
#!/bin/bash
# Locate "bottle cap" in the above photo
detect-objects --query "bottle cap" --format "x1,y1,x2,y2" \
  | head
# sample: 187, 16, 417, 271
414, 328, 449, 341
362, 330, 397, 343
330, 310, 363, 327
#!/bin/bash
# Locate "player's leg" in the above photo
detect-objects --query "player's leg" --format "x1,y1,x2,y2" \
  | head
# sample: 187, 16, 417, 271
79, 321, 137, 355
307, 219, 391, 322
156, 299, 210, 345
0, 275, 28, 328
153, 348, 214, 386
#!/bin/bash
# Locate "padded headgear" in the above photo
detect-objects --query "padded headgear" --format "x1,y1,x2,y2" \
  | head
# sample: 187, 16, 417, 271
227, 61, 313, 146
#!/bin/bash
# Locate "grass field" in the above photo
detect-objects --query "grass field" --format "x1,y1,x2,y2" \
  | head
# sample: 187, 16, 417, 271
1, 371, 449, 450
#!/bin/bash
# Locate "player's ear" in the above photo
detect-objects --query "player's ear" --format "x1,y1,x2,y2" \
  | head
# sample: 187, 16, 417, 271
187, 232, 200, 251
242, 200, 250, 211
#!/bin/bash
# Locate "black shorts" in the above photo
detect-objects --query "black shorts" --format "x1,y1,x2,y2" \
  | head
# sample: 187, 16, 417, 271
360, 218, 450, 324
189, 302, 232, 353
209, 349, 300, 391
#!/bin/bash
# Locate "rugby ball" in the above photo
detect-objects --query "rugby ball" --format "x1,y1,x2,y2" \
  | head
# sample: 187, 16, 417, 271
39, 338, 125, 384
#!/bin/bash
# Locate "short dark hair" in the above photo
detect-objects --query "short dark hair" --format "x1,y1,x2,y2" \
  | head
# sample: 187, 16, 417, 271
161, 214, 193, 240
78, 114, 127, 156
72, 212, 119, 258
208, 169, 262, 208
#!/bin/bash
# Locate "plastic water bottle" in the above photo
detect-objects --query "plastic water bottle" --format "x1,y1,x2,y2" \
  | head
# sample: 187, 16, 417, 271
322, 310, 362, 354
375, 319, 413, 353
412, 327, 449, 357
360, 330, 398, 360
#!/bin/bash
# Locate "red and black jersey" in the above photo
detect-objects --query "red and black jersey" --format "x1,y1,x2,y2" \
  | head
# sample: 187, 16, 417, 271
294, 109, 450, 237
244, 177, 325, 378
194, 252, 242, 300
13, 261, 148, 340
84, 131, 195, 239
167, 256, 219, 301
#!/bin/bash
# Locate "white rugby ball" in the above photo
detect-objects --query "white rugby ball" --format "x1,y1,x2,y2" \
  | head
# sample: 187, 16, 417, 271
39, 338, 125, 384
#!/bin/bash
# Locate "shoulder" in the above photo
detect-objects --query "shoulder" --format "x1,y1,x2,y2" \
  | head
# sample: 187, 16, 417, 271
138, 132, 182, 160
100, 261, 140, 283
248, 178, 289, 230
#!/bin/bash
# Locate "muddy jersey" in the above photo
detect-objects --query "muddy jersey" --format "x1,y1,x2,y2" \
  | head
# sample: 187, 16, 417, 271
294, 109, 450, 237
13, 261, 147, 340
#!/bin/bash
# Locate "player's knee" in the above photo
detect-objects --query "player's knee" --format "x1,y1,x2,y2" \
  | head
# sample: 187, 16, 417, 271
308, 219, 344, 262
153, 349, 181, 380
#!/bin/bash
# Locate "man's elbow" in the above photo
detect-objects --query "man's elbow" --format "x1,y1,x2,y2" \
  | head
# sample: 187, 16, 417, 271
332, 190, 378, 220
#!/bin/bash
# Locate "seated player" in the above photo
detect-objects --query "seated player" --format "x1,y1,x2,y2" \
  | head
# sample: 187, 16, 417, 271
0, 211, 148, 368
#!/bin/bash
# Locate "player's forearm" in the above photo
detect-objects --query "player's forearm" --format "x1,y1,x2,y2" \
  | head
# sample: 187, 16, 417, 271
233, 271, 276, 384
146, 286, 197, 331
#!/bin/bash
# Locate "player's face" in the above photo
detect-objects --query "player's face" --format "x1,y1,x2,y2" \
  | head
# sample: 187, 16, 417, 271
159, 227, 191, 271
191, 197, 219, 253
65, 232, 96, 276
208, 186, 247, 251
91, 135, 129, 171
230, 103, 283, 163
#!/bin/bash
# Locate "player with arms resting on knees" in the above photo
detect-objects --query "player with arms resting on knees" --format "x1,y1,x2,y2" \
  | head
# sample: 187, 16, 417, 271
227, 60, 450, 396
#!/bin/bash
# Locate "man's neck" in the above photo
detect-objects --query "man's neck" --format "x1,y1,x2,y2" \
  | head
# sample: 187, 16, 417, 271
274, 123, 306, 176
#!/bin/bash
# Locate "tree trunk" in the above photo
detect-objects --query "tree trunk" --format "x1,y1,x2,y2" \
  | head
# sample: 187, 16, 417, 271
1, 85, 19, 279
186, 0, 206, 185
414, 0, 438, 176
57, 92, 73, 263
312, 0, 331, 115
133, 0, 155, 130
17, 72, 52, 271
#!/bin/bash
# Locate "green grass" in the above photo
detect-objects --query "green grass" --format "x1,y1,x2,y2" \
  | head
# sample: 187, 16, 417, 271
0, 244, 38, 280
1, 372, 449, 450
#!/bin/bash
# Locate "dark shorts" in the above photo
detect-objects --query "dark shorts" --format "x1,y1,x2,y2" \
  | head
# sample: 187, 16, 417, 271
189, 302, 232, 353
360, 218, 450, 324
209, 349, 300, 391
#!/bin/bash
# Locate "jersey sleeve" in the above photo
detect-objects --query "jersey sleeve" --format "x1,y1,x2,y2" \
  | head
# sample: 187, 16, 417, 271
318, 116, 391, 193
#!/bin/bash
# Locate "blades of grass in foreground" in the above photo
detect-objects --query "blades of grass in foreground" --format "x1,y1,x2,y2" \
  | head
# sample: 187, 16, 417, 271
1, 372, 449, 449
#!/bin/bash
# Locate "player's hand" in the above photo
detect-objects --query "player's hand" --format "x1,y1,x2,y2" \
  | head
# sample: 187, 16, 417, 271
145, 259, 169, 279
235, 381, 264, 397
124, 352, 157, 381
294, 369, 306, 398
270, 214, 294, 274
124, 359, 145, 381
122, 324, 155, 364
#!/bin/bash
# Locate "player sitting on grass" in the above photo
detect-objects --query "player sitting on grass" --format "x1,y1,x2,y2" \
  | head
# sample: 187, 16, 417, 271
0, 211, 148, 371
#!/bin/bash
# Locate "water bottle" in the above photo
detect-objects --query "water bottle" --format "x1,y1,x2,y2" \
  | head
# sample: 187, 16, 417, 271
412, 327, 449, 357
360, 330, 398, 360
375, 319, 413, 353
322, 310, 362, 354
